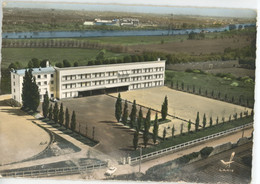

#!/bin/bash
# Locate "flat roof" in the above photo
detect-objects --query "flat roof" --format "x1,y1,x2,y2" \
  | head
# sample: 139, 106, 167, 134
12, 67, 55, 76
55, 60, 166, 71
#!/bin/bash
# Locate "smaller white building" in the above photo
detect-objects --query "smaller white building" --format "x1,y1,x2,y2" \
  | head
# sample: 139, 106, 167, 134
11, 66, 56, 104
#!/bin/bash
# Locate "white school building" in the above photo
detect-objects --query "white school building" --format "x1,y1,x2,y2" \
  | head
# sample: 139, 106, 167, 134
11, 59, 165, 104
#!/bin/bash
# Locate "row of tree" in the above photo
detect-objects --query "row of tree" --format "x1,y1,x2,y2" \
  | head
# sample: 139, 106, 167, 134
42, 92, 77, 131
169, 81, 252, 107
114, 94, 169, 149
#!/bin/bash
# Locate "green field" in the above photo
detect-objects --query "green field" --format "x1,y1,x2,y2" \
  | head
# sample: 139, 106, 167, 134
165, 70, 255, 107
1, 48, 127, 69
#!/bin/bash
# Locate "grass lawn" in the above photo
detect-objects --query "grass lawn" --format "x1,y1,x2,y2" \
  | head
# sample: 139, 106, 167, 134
165, 70, 255, 107
1, 48, 127, 69
130, 116, 253, 157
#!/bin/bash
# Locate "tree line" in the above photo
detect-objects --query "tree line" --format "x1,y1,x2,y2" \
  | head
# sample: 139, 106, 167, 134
115, 93, 168, 149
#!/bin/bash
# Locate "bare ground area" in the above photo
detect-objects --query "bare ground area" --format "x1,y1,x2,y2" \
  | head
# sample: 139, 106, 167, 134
112, 87, 251, 137
205, 68, 255, 78
129, 37, 251, 55
0, 95, 50, 165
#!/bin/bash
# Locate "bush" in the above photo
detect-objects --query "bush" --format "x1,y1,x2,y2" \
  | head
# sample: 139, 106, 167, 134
200, 146, 213, 159
175, 152, 200, 165
230, 82, 239, 87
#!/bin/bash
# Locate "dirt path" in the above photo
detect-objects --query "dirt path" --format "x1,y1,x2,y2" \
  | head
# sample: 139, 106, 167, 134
0, 95, 50, 165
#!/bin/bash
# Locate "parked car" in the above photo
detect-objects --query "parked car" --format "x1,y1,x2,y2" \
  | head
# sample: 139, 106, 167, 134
105, 166, 117, 176
50, 98, 57, 102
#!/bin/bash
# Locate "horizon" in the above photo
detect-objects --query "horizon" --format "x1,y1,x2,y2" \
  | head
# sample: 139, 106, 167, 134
3, 2, 257, 18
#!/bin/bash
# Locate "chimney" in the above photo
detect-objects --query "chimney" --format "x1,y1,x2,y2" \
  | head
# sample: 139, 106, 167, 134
39, 67, 41, 71
46, 61, 50, 67
157, 58, 160, 61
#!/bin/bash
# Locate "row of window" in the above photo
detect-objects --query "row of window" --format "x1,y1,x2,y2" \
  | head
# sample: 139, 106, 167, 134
61, 67, 164, 81
37, 80, 54, 86
38, 87, 54, 93
37, 74, 54, 79
131, 81, 163, 89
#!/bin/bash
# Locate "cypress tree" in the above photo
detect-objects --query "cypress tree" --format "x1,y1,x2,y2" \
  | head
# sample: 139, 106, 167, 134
21, 69, 31, 109
161, 96, 168, 120
216, 116, 219, 124
209, 117, 213, 127
143, 109, 151, 148
188, 119, 191, 133
53, 102, 59, 123
71, 111, 76, 131
133, 131, 139, 150
163, 128, 166, 141
48, 104, 53, 120
42, 91, 49, 118
59, 103, 64, 125
152, 113, 159, 144
30, 76, 40, 112
172, 125, 175, 138
202, 113, 206, 128
115, 93, 122, 122
130, 100, 137, 128
180, 123, 184, 135
195, 112, 200, 131
65, 108, 70, 129
137, 107, 143, 131
122, 101, 128, 125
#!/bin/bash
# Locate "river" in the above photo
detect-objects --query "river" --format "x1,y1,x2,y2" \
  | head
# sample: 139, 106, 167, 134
2, 23, 255, 39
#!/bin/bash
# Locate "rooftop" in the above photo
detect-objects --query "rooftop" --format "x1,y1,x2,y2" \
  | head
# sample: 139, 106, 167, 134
12, 67, 55, 75
55, 60, 166, 71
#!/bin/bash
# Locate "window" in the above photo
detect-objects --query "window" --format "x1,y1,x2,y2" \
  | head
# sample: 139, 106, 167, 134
39, 89, 41, 92
14, 95, 16, 100
37, 75, 41, 79
44, 81, 47, 85
51, 87, 54, 91
44, 74, 47, 78
38, 82, 41, 85
51, 74, 54, 78
51, 94, 54, 98
13, 82, 15, 86
13, 75, 15, 79
51, 81, 54, 84
13, 89, 15, 93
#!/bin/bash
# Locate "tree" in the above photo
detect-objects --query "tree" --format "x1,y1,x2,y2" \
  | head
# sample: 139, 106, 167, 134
42, 91, 49, 118
59, 103, 64, 125
143, 109, 151, 148
172, 125, 175, 138
115, 93, 122, 122
63, 59, 71, 67
152, 113, 159, 144
161, 96, 168, 120
53, 102, 59, 123
202, 113, 207, 128
130, 100, 137, 128
199, 88, 201, 95
122, 101, 128, 125
40, 59, 50, 67
96, 49, 106, 61
188, 120, 191, 133
181, 82, 184, 90
55, 62, 63, 68
133, 131, 139, 150
74, 61, 79, 67
8, 62, 18, 70
180, 123, 184, 135
209, 117, 213, 127
71, 111, 76, 131
195, 112, 200, 131
137, 107, 143, 131
162, 128, 166, 141
28, 58, 40, 68
30, 76, 40, 112
216, 116, 219, 125
48, 104, 53, 120
21, 68, 40, 111
65, 108, 70, 129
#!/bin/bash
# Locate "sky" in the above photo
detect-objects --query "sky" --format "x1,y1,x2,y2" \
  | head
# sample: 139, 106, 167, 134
2, 0, 257, 18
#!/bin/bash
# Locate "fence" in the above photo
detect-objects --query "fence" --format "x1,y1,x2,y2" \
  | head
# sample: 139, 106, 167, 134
0, 162, 107, 178
130, 122, 253, 164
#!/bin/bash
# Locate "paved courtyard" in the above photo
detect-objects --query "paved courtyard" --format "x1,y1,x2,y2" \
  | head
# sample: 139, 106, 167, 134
60, 95, 155, 158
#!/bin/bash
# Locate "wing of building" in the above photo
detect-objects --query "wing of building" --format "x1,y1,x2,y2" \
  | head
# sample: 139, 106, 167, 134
11, 59, 165, 104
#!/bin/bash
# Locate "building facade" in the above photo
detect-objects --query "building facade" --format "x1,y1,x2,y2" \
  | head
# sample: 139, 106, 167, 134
11, 60, 165, 104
